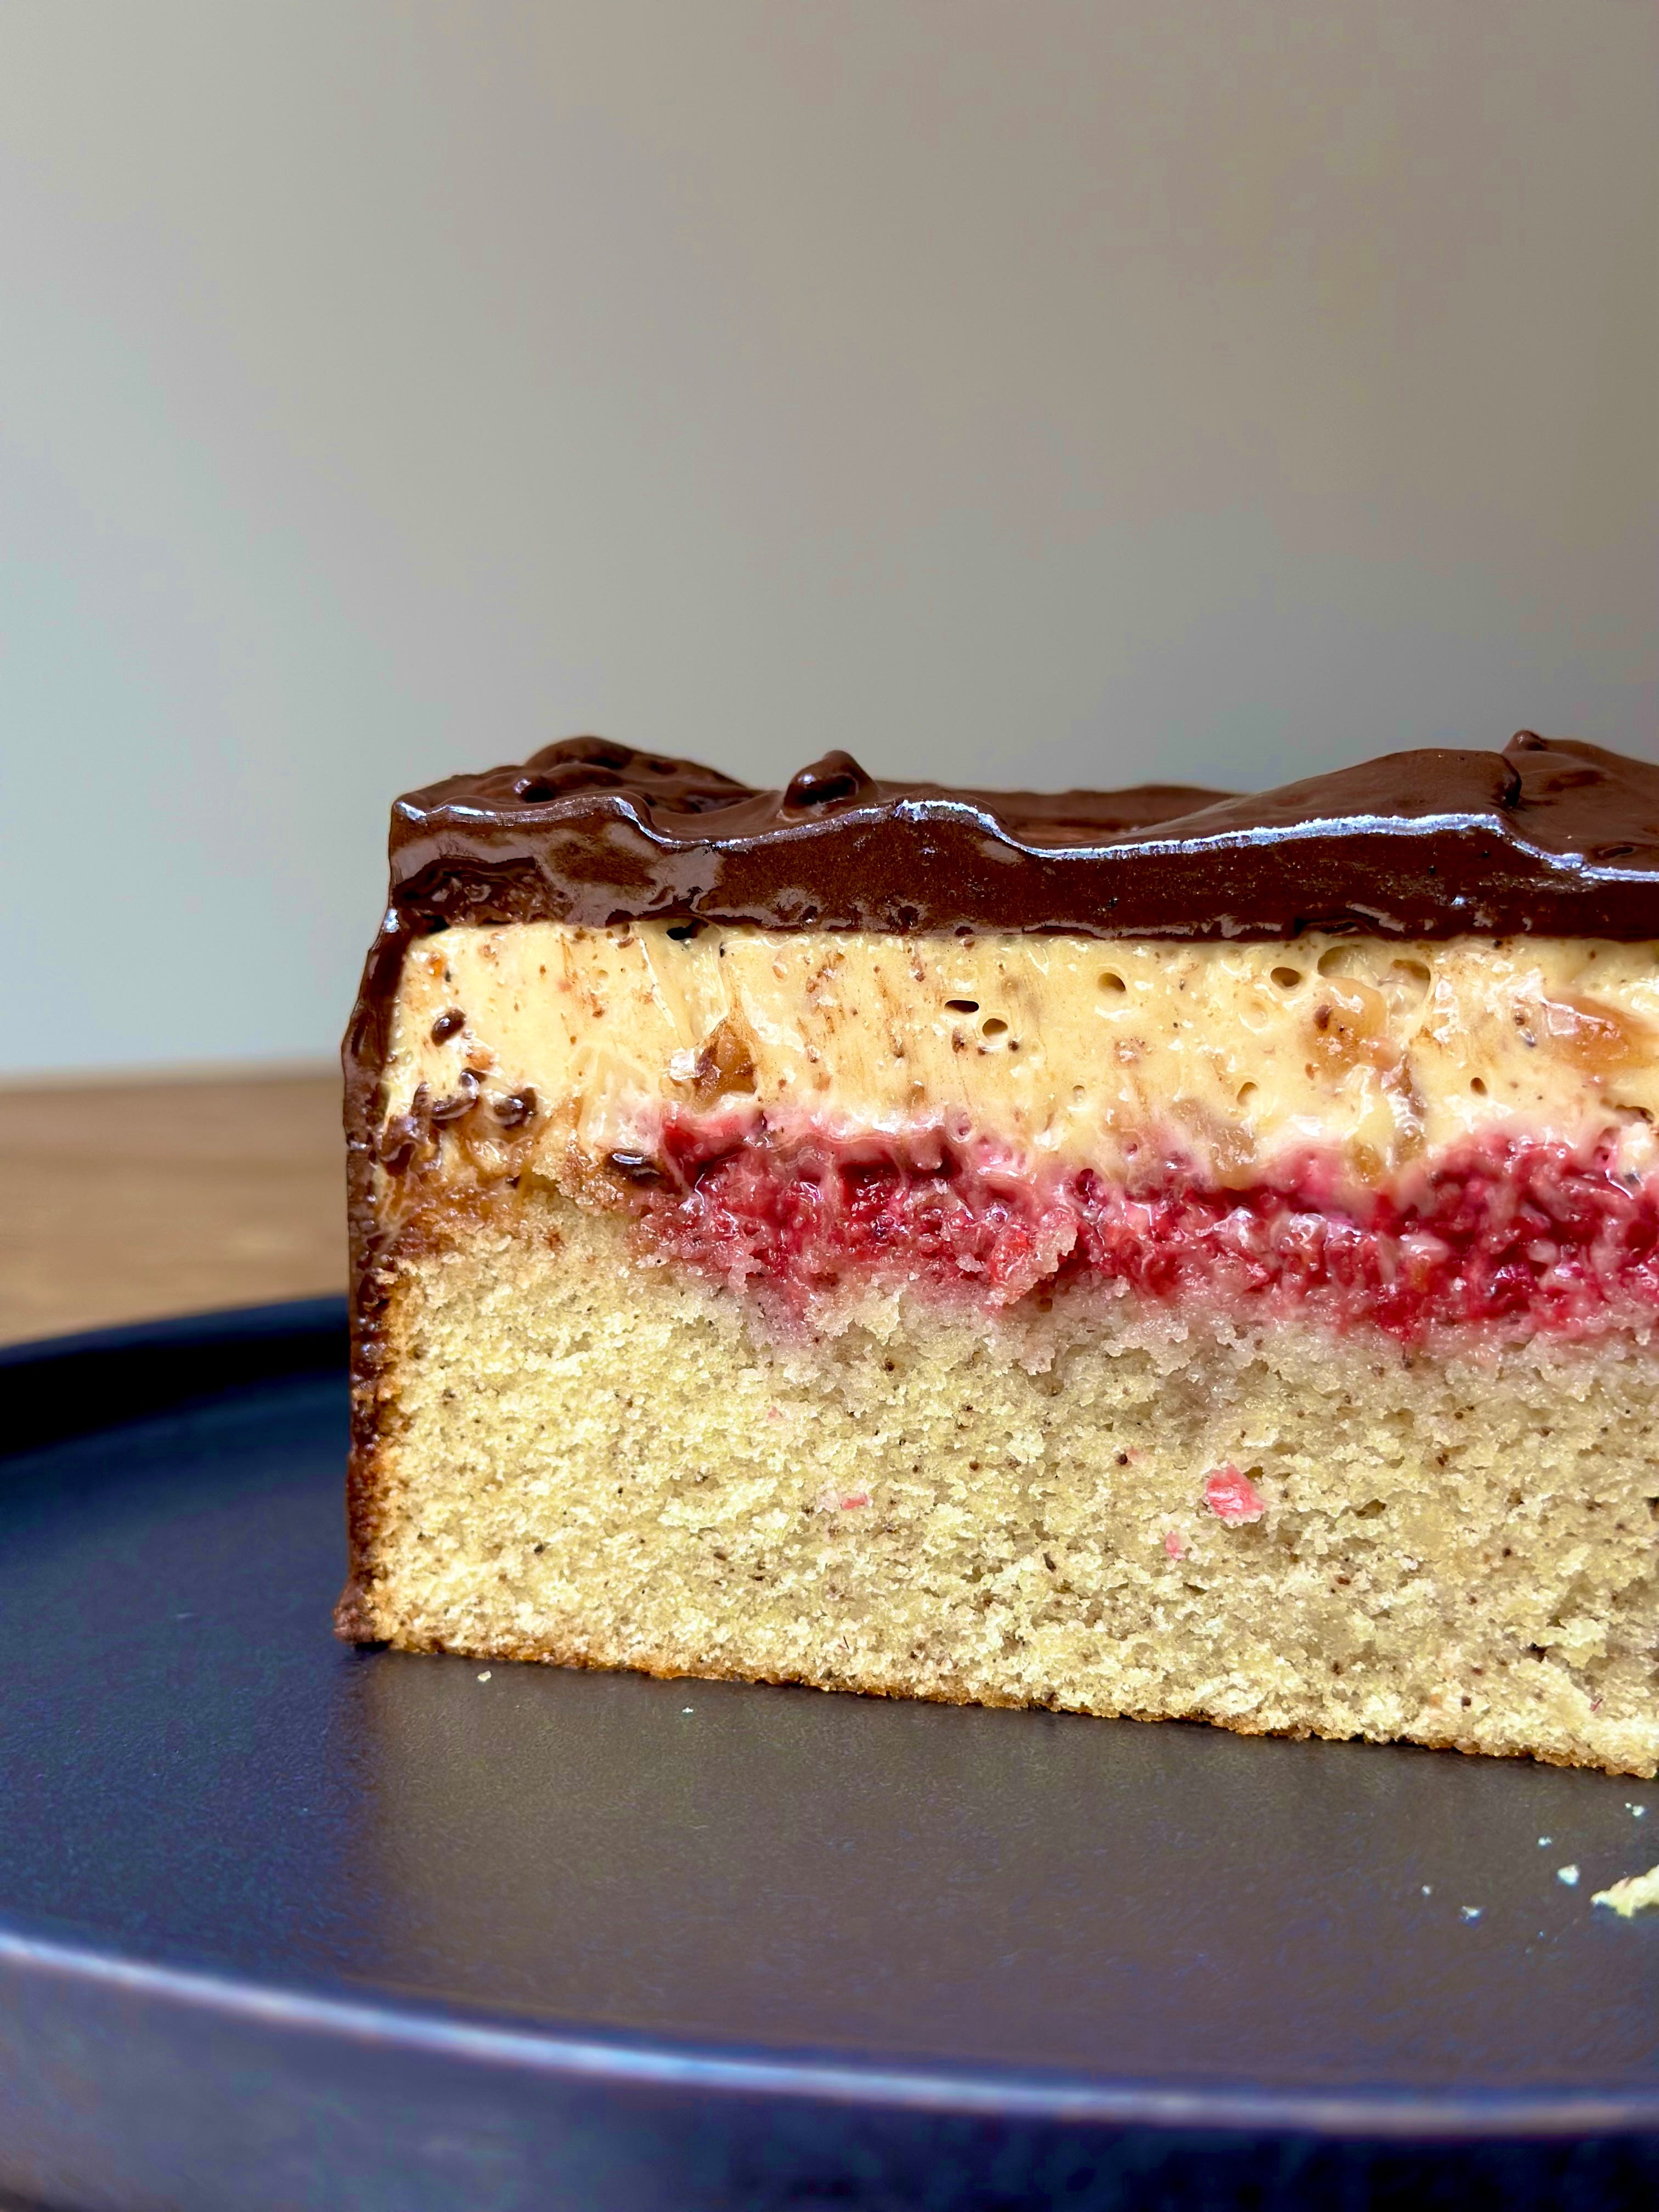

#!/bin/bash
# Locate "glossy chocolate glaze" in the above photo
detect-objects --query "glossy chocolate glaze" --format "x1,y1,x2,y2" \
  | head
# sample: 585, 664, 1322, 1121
383, 730, 1659, 943
335, 728, 1659, 1634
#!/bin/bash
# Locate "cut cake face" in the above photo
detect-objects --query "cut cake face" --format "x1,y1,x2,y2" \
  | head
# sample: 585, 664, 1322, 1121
339, 733, 1659, 1775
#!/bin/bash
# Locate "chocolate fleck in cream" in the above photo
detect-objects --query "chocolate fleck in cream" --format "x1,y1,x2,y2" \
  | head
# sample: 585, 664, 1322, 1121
493, 1087, 538, 1130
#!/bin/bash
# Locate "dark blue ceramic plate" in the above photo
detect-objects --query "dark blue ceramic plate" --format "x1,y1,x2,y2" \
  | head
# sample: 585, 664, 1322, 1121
1, 1303, 1657, 2211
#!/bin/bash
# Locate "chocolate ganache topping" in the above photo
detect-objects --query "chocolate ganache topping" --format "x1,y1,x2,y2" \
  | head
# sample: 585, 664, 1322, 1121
381, 730, 1659, 943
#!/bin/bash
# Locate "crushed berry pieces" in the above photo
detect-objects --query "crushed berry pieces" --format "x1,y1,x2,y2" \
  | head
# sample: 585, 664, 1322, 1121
624, 1113, 1659, 1342
1204, 1465, 1266, 1526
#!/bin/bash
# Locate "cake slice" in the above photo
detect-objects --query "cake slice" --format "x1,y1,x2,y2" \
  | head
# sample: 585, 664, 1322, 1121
337, 732, 1659, 1776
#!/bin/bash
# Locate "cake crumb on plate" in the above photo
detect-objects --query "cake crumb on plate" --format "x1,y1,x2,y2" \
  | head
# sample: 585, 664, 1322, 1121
1592, 1866, 1659, 1918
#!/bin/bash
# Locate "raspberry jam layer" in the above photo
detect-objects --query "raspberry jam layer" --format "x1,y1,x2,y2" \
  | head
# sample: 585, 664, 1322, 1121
619, 1114, 1659, 1342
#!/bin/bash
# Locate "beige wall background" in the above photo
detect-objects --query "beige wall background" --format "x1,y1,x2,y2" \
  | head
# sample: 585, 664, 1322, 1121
1, 1, 1654, 1076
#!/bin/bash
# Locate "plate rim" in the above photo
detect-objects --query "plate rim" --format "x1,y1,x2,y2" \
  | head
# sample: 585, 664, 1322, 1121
5, 1918, 1659, 2143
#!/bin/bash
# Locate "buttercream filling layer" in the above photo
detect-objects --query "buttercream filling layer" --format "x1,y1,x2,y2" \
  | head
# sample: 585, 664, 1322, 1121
378, 921, 1659, 1190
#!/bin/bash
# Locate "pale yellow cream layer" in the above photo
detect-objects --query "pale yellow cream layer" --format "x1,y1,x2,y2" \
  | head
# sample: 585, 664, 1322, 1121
379, 922, 1659, 1187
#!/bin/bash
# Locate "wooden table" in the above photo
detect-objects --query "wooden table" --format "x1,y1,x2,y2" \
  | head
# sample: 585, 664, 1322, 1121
0, 1070, 345, 1347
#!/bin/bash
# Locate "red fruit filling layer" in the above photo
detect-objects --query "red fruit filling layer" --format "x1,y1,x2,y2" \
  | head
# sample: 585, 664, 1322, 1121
622, 1114, 1659, 1341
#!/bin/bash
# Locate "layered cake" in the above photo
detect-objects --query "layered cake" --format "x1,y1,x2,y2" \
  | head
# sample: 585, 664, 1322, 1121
338, 732, 1659, 1776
